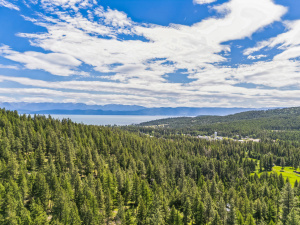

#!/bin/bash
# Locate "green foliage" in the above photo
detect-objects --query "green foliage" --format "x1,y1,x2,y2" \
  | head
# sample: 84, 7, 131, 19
135, 106, 300, 141
286, 208, 300, 225
281, 182, 295, 223
245, 214, 256, 225
0, 108, 300, 224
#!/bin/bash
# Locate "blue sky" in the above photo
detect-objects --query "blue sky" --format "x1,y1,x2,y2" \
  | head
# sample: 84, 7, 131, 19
0, 0, 300, 108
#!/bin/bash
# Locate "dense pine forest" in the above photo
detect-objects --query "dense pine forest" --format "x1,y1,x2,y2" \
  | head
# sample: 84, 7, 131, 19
137, 107, 300, 141
2, 108, 300, 224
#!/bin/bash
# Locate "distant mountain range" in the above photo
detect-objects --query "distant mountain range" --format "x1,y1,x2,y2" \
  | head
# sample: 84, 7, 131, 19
0, 102, 268, 116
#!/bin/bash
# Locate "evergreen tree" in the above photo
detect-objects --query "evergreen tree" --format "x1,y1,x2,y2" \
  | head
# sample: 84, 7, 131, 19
137, 199, 147, 225
125, 209, 135, 225
266, 200, 277, 223
183, 197, 192, 225
236, 210, 244, 225
286, 208, 300, 225
281, 158, 285, 170
30, 200, 49, 225
245, 214, 255, 225
116, 198, 125, 224
105, 191, 112, 224
211, 212, 221, 225
226, 200, 236, 225
281, 182, 295, 224
194, 200, 205, 225
169, 205, 177, 225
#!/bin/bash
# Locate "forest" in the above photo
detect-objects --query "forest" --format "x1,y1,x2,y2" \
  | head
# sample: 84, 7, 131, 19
1, 108, 300, 224
137, 107, 300, 141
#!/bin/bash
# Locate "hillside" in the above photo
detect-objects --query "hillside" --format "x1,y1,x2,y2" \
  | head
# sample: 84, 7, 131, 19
1, 108, 300, 224
138, 106, 300, 140
139, 107, 300, 127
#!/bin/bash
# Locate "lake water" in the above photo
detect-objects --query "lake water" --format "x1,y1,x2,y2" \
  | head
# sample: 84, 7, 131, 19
49, 115, 173, 126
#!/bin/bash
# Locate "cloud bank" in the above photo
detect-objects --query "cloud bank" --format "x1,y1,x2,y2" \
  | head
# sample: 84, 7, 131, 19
0, 0, 299, 108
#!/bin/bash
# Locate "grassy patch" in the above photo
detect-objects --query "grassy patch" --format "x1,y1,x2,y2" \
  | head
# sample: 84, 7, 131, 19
254, 165, 300, 187
272, 166, 300, 186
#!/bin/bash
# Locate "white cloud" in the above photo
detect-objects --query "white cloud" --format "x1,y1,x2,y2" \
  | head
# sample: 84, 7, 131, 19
40, 0, 96, 11
274, 46, 300, 60
2, 73, 300, 108
240, 19, 300, 92
244, 20, 300, 56
0, 64, 19, 70
193, 0, 217, 5
95, 7, 132, 27
247, 54, 267, 60
2, 0, 299, 107
14, 0, 286, 84
0, 86, 167, 106
0, 0, 19, 10
234, 60, 300, 88
0, 45, 83, 76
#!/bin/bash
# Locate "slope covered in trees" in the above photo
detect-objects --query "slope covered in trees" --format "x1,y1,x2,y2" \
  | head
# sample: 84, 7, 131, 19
137, 107, 300, 140
1, 108, 300, 224
139, 107, 300, 128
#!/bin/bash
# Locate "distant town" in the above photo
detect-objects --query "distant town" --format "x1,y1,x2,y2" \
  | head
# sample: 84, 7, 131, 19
197, 132, 260, 143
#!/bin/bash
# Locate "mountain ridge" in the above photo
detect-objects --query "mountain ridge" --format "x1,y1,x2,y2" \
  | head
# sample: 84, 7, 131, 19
0, 102, 265, 116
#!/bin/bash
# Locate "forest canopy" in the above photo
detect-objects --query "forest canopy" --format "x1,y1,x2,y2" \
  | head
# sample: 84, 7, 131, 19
0, 108, 300, 224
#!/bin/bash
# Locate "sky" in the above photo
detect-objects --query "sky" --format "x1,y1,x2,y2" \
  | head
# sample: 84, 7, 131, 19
0, 0, 300, 108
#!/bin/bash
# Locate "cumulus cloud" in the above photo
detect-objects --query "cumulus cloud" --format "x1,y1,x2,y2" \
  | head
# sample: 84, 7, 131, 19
13, 0, 286, 83
95, 7, 132, 27
1, 0, 299, 107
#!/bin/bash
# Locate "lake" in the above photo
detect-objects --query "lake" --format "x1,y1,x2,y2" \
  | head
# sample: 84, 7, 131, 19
48, 115, 173, 126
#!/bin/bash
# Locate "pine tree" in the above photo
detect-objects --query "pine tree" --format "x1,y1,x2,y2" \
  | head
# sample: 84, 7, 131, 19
132, 174, 140, 206
105, 191, 112, 224
245, 214, 255, 225
2, 192, 19, 225
217, 197, 227, 223
226, 200, 236, 225
116, 198, 125, 224
95, 179, 104, 210
281, 182, 295, 224
125, 209, 135, 225
281, 158, 285, 170
175, 210, 182, 225
169, 205, 177, 225
183, 197, 192, 225
286, 208, 300, 225
137, 199, 147, 225
211, 212, 221, 225
5, 153, 19, 180
30, 200, 49, 225
266, 200, 277, 223
148, 193, 164, 225
32, 173, 50, 211
254, 199, 262, 222
124, 177, 131, 205
149, 206, 164, 225
260, 158, 263, 172
236, 210, 244, 225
